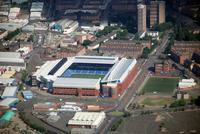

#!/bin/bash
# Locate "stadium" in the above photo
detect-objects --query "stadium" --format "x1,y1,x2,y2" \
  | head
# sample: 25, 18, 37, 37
33, 56, 138, 98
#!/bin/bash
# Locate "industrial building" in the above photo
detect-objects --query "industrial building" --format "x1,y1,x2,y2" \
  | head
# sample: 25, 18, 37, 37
51, 19, 79, 34
33, 56, 138, 98
68, 112, 106, 129
1, 86, 18, 99
0, 52, 26, 71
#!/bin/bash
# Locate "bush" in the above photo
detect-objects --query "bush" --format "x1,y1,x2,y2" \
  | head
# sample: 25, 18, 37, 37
110, 119, 123, 131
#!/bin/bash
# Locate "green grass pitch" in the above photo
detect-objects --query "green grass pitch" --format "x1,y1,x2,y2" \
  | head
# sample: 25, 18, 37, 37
142, 77, 179, 94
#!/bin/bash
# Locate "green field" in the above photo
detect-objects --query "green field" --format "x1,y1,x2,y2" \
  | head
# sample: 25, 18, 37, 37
70, 74, 105, 79
142, 77, 179, 94
141, 97, 174, 106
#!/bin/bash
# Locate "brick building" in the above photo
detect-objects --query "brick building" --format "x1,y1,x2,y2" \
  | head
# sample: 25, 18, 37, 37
170, 41, 200, 64
99, 40, 151, 58
154, 60, 175, 75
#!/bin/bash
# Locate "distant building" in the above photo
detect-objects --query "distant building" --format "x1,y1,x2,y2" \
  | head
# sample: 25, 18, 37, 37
68, 112, 106, 129
149, 1, 165, 28
111, 0, 137, 12
0, 52, 26, 71
100, 40, 151, 58
12, 0, 28, 4
137, 4, 147, 36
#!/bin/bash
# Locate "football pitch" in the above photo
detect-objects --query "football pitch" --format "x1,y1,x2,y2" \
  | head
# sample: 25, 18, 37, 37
70, 74, 105, 79
142, 77, 179, 94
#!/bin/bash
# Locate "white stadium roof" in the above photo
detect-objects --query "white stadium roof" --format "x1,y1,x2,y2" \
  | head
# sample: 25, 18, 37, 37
68, 112, 106, 128
73, 56, 118, 64
53, 78, 101, 90
103, 58, 137, 83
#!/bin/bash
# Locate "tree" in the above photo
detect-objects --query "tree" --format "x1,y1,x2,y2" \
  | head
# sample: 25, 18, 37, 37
116, 29, 128, 40
82, 40, 92, 47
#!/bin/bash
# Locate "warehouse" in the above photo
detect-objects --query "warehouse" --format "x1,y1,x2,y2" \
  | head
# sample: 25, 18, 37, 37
68, 112, 106, 129
1, 86, 18, 99
0, 52, 26, 71
33, 56, 138, 98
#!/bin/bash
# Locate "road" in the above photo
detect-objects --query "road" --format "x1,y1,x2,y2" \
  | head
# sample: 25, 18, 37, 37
100, 32, 170, 134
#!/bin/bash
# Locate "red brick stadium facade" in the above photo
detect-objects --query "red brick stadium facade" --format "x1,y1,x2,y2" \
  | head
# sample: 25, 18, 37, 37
102, 64, 139, 99
53, 88, 100, 97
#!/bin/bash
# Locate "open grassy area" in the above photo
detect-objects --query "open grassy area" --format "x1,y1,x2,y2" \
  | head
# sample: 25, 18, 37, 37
70, 74, 105, 79
141, 97, 174, 106
142, 77, 179, 94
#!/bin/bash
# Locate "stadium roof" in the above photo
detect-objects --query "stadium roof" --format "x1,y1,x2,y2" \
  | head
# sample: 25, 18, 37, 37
103, 58, 137, 82
1, 86, 18, 98
68, 112, 106, 127
33, 59, 61, 81
73, 56, 118, 64
53, 78, 101, 90
0, 52, 24, 63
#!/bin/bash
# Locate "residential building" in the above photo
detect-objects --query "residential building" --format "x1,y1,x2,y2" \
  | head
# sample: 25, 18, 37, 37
137, 4, 147, 36
149, 1, 165, 28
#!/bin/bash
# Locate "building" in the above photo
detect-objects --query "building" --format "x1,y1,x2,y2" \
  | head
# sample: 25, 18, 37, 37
170, 41, 200, 65
0, 98, 19, 109
137, 4, 146, 36
0, 52, 26, 71
51, 19, 79, 34
30, 2, 44, 20
68, 112, 106, 129
33, 56, 138, 98
111, 0, 137, 12
22, 90, 33, 100
99, 40, 151, 58
154, 60, 174, 75
1, 86, 18, 99
0, 29, 8, 40
12, 0, 28, 4
149, 1, 165, 28
8, 7, 20, 20
0, 78, 16, 86
178, 78, 196, 90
